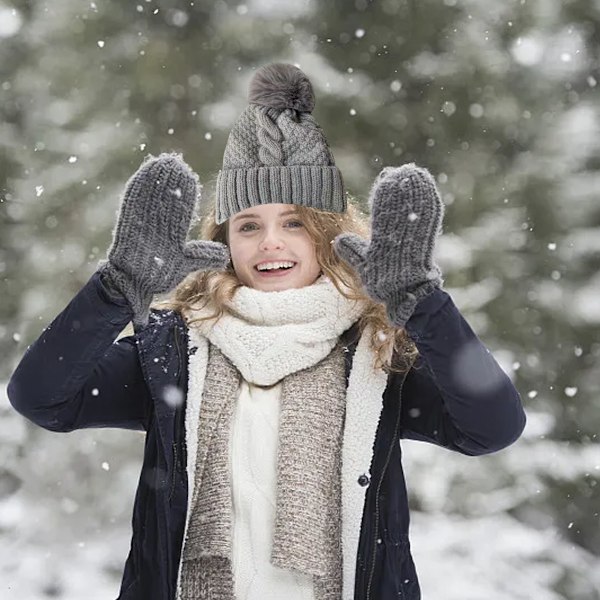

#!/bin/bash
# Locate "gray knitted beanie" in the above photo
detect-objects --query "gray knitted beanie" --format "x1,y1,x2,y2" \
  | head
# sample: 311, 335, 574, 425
215, 63, 346, 224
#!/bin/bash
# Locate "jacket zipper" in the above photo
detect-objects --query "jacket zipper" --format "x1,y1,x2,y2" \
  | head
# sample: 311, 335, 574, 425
365, 378, 404, 600
169, 441, 179, 501
169, 325, 185, 501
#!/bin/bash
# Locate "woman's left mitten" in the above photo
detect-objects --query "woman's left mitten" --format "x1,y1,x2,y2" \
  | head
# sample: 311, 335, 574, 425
333, 163, 445, 327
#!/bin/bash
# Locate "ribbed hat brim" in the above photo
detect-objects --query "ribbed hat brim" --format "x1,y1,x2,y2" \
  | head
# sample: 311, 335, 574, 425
215, 166, 346, 224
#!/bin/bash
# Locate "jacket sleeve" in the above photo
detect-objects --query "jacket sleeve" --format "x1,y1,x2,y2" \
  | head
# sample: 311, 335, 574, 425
397, 288, 526, 456
7, 271, 152, 432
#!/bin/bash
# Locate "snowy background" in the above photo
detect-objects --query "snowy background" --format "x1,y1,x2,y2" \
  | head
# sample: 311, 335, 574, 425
1, 0, 599, 598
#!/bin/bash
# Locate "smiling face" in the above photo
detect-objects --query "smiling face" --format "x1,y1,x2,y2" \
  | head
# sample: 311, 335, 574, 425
226, 203, 322, 291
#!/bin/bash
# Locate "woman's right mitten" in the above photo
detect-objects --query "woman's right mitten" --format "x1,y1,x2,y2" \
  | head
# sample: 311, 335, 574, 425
97, 152, 230, 328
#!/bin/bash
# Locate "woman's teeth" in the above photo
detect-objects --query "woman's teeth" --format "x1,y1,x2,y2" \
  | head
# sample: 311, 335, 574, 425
256, 261, 296, 271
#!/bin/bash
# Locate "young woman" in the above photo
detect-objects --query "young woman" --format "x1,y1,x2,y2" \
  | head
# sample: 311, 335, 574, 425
8, 63, 526, 600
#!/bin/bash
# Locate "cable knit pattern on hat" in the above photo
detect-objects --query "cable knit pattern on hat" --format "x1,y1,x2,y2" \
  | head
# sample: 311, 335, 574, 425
256, 107, 285, 166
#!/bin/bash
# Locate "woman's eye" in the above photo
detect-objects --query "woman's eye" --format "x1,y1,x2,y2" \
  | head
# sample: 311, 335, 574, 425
239, 220, 302, 232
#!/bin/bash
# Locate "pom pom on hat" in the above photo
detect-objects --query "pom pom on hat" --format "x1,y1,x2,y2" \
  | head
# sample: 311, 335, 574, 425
248, 63, 315, 113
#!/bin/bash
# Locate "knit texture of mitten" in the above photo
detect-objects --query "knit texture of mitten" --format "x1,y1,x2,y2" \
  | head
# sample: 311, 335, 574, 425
97, 153, 230, 329
333, 163, 444, 328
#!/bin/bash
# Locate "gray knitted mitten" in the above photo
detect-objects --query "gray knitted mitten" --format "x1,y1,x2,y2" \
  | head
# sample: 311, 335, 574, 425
97, 153, 230, 328
333, 163, 444, 328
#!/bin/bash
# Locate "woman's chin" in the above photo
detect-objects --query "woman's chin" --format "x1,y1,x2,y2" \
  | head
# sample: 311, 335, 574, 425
249, 273, 309, 291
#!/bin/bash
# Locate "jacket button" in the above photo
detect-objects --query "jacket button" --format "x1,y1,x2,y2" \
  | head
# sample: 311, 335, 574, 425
357, 473, 370, 487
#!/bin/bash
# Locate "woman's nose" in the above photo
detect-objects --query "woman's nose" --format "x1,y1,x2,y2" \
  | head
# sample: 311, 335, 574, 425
258, 229, 285, 251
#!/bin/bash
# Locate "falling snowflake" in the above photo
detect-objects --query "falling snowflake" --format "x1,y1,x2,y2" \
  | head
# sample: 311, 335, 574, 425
162, 384, 184, 408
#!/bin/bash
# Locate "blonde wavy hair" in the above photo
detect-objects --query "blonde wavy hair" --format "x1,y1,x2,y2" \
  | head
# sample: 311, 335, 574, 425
153, 197, 419, 374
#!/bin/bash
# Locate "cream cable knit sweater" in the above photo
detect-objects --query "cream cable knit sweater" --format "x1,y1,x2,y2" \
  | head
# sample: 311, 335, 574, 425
229, 380, 314, 600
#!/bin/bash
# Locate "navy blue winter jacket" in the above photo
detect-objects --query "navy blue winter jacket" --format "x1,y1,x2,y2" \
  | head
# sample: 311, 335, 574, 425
7, 271, 526, 599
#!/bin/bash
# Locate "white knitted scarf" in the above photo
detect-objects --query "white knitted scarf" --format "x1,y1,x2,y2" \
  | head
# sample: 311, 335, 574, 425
187, 274, 366, 386
179, 274, 390, 599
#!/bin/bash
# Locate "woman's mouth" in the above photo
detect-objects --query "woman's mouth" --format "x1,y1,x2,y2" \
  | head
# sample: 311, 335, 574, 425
254, 261, 298, 277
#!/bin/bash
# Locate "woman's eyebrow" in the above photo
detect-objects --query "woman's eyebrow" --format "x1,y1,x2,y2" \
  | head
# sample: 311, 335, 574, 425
232, 209, 298, 223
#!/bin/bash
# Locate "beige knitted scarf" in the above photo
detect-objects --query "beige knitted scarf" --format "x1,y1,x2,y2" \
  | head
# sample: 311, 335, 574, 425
178, 275, 368, 600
